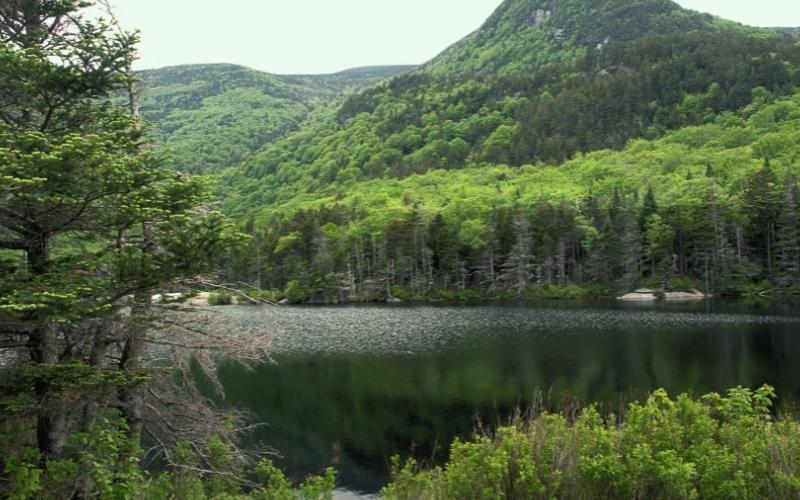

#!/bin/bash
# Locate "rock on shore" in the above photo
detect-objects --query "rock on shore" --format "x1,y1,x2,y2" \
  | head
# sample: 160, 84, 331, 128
663, 290, 706, 301
618, 288, 706, 301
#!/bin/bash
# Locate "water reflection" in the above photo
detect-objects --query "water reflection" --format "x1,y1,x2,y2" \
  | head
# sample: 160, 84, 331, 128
214, 299, 800, 494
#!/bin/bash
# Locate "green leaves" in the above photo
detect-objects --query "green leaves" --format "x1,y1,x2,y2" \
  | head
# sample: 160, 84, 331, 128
227, 86, 800, 297
385, 385, 795, 499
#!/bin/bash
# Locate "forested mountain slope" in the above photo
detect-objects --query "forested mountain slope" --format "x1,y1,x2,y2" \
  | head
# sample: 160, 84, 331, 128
230, 89, 800, 301
281, 65, 418, 95
137, 64, 413, 174
425, 0, 753, 76
211, 0, 800, 299
773, 27, 800, 37
221, 0, 799, 212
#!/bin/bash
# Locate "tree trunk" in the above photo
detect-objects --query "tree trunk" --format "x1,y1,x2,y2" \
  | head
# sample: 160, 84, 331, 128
81, 328, 109, 432
26, 235, 68, 460
29, 326, 68, 460
119, 225, 151, 438
119, 302, 148, 438
119, 67, 150, 439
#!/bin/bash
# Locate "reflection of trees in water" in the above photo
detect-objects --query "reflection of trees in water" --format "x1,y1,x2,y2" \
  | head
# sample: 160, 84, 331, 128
215, 318, 800, 491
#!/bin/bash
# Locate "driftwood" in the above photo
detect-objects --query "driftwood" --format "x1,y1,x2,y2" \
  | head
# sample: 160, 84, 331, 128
196, 279, 276, 306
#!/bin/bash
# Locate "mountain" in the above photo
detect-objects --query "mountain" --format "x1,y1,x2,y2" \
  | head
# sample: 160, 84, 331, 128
222, 0, 798, 211
210, 0, 800, 300
280, 65, 418, 95
773, 27, 800, 37
137, 64, 413, 174
425, 0, 744, 76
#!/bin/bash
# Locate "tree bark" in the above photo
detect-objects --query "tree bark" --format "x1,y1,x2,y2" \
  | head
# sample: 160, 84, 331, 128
26, 235, 68, 460
118, 67, 150, 439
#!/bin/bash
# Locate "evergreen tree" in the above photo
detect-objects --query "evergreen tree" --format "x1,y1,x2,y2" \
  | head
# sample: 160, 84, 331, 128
639, 186, 659, 277
703, 174, 740, 292
429, 213, 459, 289
740, 162, 783, 279
598, 190, 640, 287
639, 186, 658, 232
775, 174, 800, 287
0, 0, 238, 460
500, 208, 533, 295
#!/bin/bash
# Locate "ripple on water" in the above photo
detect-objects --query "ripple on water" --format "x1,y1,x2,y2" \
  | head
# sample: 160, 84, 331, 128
219, 304, 800, 358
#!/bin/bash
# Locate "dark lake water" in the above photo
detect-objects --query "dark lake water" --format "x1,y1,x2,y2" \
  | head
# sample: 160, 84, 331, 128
212, 299, 800, 495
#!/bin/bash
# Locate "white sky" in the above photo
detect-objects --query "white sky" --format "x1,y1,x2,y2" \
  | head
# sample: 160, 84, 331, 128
95, 0, 800, 75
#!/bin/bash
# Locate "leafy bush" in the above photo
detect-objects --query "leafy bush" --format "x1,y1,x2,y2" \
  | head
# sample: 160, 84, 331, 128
724, 279, 775, 296
208, 292, 234, 305
3, 417, 145, 499
663, 276, 705, 293
526, 284, 610, 300
390, 285, 412, 301
383, 385, 800, 499
284, 279, 312, 303
2, 418, 337, 499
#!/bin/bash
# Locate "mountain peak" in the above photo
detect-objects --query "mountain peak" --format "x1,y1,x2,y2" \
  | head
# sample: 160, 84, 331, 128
426, 0, 754, 75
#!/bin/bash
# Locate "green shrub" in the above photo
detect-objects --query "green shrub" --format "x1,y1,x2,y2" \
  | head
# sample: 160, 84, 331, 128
664, 276, 705, 293
2, 421, 337, 499
725, 279, 775, 296
390, 285, 412, 301
208, 292, 234, 305
4, 417, 146, 499
383, 385, 800, 499
284, 279, 312, 303
527, 284, 610, 300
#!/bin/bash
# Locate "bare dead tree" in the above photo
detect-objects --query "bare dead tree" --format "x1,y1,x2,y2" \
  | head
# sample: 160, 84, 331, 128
135, 305, 276, 476
195, 277, 277, 306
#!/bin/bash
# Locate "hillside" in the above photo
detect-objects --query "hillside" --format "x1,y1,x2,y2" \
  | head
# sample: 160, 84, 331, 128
425, 0, 742, 76
773, 27, 800, 37
137, 64, 413, 174
222, 0, 799, 211
228, 88, 800, 300
280, 65, 418, 96
214, 0, 800, 299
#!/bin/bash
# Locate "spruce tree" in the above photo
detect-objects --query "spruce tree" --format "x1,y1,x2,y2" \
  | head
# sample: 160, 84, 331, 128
775, 174, 800, 287
0, 0, 238, 460
500, 207, 534, 295
741, 162, 783, 280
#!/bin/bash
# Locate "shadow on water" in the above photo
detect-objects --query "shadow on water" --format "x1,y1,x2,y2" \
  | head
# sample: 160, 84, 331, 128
208, 298, 800, 494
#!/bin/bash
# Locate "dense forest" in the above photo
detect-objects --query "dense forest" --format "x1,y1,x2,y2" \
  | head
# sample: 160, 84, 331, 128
137, 64, 413, 174
215, 0, 800, 301
226, 89, 800, 302
224, 34, 800, 211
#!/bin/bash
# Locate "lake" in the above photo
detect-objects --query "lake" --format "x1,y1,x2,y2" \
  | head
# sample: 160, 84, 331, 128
212, 299, 800, 495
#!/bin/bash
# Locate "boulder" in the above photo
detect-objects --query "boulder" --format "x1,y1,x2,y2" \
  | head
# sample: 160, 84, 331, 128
278, 298, 290, 305
186, 292, 211, 306
617, 292, 657, 301
634, 288, 657, 294
151, 292, 186, 304
663, 290, 705, 301
386, 297, 403, 303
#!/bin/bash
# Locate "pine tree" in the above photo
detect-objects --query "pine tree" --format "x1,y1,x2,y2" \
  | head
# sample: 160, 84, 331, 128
741, 162, 783, 279
639, 186, 658, 232
598, 190, 640, 287
703, 175, 740, 292
775, 174, 800, 287
639, 186, 659, 276
500, 208, 534, 295
0, 0, 239, 460
429, 213, 459, 289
